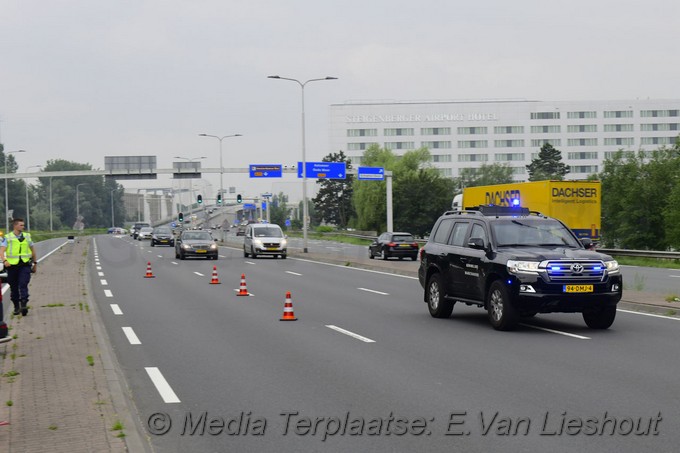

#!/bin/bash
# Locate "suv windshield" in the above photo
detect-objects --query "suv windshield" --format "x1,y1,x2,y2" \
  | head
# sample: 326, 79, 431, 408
491, 218, 581, 248
253, 227, 283, 238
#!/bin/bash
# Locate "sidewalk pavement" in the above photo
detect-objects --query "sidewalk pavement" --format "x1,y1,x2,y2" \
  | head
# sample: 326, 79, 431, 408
0, 236, 675, 453
0, 237, 145, 453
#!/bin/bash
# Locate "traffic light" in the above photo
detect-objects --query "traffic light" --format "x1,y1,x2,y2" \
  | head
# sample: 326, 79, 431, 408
197, 194, 203, 204
237, 194, 242, 204
217, 194, 222, 205
178, 212, 184, 223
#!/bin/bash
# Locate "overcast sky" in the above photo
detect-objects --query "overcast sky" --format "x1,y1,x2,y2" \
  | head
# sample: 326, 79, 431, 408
1, 0, 679, 199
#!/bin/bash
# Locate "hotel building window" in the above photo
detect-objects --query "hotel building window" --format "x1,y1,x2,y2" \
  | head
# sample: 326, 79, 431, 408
604, 110, 633, 118
384, 141, 415, 150
438, 168, 453, 177
347, 142, 377, 151
347, 128, 377, 137
570, 165, 599, 174
495, 153, 525, 162
605, 151, 636, 159
457, 126, 488, 135
421, 127, 451, 135
568, 152, 598, 160
640, 110, 679, 117
531, 139, 561, 147
531, 125, 561, 133
494, 139, 525, 148
494, 126, 524, 134
604, 138, 634, 146
640, 137, 677, 145
568, 138, 598, 146
568, 111, 597, 119
567, 125, 597, 133
511, 167, 526, 175
458, 154, 488, 162
384, 128, 414, 136
530, 112, 560, 120
458, 140, 488, 149
604, 124, 634, 132
421, 141, 452, 149
431, 154, 452, 163
640, 123, 679, 131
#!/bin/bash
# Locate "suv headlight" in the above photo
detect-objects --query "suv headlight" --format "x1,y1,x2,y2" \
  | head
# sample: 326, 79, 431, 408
507, 260, 540, 274
253, 239, 263, 247
209, 243, 218, 250
604, 260, 619, 274
281, 239, 287, 247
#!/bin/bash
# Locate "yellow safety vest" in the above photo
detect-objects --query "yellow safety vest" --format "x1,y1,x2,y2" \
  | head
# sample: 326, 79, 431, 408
6, 232, 33, 265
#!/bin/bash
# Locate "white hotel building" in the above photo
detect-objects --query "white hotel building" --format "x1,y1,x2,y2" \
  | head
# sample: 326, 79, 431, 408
330, 99, 680, 180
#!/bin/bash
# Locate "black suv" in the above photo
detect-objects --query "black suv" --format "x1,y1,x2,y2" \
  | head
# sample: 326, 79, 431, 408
418, 206, 622, 331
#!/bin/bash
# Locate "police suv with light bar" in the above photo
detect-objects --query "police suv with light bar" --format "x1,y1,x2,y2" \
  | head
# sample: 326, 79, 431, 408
418, 205, 622, 331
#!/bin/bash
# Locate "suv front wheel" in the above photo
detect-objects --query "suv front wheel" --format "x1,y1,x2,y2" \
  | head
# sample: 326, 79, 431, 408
487, 281, 518, 331
427, 274, 454, 318
582, 306, 616, 329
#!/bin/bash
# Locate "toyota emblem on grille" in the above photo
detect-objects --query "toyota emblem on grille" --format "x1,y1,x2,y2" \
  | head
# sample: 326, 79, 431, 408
570, 263, 584, 274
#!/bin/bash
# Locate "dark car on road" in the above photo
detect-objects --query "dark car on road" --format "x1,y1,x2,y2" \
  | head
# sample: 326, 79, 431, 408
418, 205, 622, 331
175, 230, 218, 260
151, 226, 174, 247
368, 232, 419, 261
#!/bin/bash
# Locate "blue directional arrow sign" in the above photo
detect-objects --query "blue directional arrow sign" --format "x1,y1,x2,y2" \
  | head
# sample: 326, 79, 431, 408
249, 164, 282, 178
298, 161, 346, 179
357, 166, 385, 181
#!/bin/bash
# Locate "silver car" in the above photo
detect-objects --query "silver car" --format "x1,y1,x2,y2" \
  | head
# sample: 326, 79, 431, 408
137, 226, 154, 241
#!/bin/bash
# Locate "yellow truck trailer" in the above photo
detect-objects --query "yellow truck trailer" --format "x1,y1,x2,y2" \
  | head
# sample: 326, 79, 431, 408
452, 180, 601, 240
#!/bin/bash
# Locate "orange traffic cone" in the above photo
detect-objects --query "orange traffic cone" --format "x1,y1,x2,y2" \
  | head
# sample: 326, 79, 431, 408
279, 291, 298, 321
237, 273, 249, 296
144, 262, 155, 278
209, 266, 221, 284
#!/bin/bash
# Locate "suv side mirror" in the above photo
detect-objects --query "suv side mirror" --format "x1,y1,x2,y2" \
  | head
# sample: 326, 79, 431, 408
468, 237, 486, 250
580, 238, 593, 249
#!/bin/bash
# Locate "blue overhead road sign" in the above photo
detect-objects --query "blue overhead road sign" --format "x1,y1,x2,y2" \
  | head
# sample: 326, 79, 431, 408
357, 166, 385, 181
249, 164, 282, 178
298, 161, 346, 179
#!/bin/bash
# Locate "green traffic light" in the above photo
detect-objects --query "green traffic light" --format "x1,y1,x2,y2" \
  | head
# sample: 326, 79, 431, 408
237, 194, 242, 203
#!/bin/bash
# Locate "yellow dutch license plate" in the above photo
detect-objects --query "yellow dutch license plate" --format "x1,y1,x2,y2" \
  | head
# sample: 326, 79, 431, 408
196, 250, 207, 253
563, 285, 593, 293
399, 244, 410, 247
267, 247, 278, 251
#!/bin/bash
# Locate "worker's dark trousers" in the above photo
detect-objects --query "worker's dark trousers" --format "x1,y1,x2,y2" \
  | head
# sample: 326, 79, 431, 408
7, 265, 31, 310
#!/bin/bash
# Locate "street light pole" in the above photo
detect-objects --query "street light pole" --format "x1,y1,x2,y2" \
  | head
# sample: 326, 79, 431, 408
4, 149, 26, 233
25, 165, 42, 231
267, 75, 337, 253
49, 177, 53, 231
110, 188, 116, 228
198, 133, 242, 206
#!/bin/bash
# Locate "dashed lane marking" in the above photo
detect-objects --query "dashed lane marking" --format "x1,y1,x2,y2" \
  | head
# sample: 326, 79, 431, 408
122, 327, 142, 345
325, 325, 375, 343
110, 304, 123, 315
145, 367, 181, 403
358, 287, 389, 296
104, 290, 113, 297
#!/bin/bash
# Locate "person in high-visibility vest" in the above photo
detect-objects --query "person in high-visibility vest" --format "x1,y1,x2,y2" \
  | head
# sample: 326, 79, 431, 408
0, 218, 37, 316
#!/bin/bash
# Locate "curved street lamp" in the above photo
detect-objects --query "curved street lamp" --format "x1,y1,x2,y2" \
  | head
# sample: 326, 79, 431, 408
267, 75, 337, 253
4, 149, 26, 233
198, 133, 242, 207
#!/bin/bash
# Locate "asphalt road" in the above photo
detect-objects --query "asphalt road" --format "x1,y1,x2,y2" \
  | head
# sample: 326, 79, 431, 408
89, 234, 679, 452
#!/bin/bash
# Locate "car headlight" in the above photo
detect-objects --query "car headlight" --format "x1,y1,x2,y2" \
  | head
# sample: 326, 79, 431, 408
604, 260, 620, 274
209, 243, 218, 250
253, 239, 263, 247
507, 260, 540, 274
182, 244, 191, 250
281, 239, 287, 247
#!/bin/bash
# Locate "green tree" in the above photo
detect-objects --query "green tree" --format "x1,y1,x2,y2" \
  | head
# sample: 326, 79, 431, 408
526, 143, 570, 181
455, 163, 515, 190
312, 151, 355, 228
268, 192, 291, 230
0, 144, 29, 231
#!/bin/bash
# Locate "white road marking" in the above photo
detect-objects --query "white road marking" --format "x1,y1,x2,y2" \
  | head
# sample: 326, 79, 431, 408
110, 304, 123, 315
145, 367, 181, 404
288, 257, 419, 280
122, 327, 141, 345
171, 261, 178, 265
219, 255, 226, 258
157, 255, 163, 258
618, 309, 680, 321
96, 266, 102, 270
520, 324, 591, 340
98, 272, 105, 277
358, 287, 389, 296
325, 325, 375, 343
670, 275, 680, 278
104, 289, 113, 297
245, 261, 256, 265
100, 279, 108, 286
194, 272, 204, 277
286, 271, 303, 276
